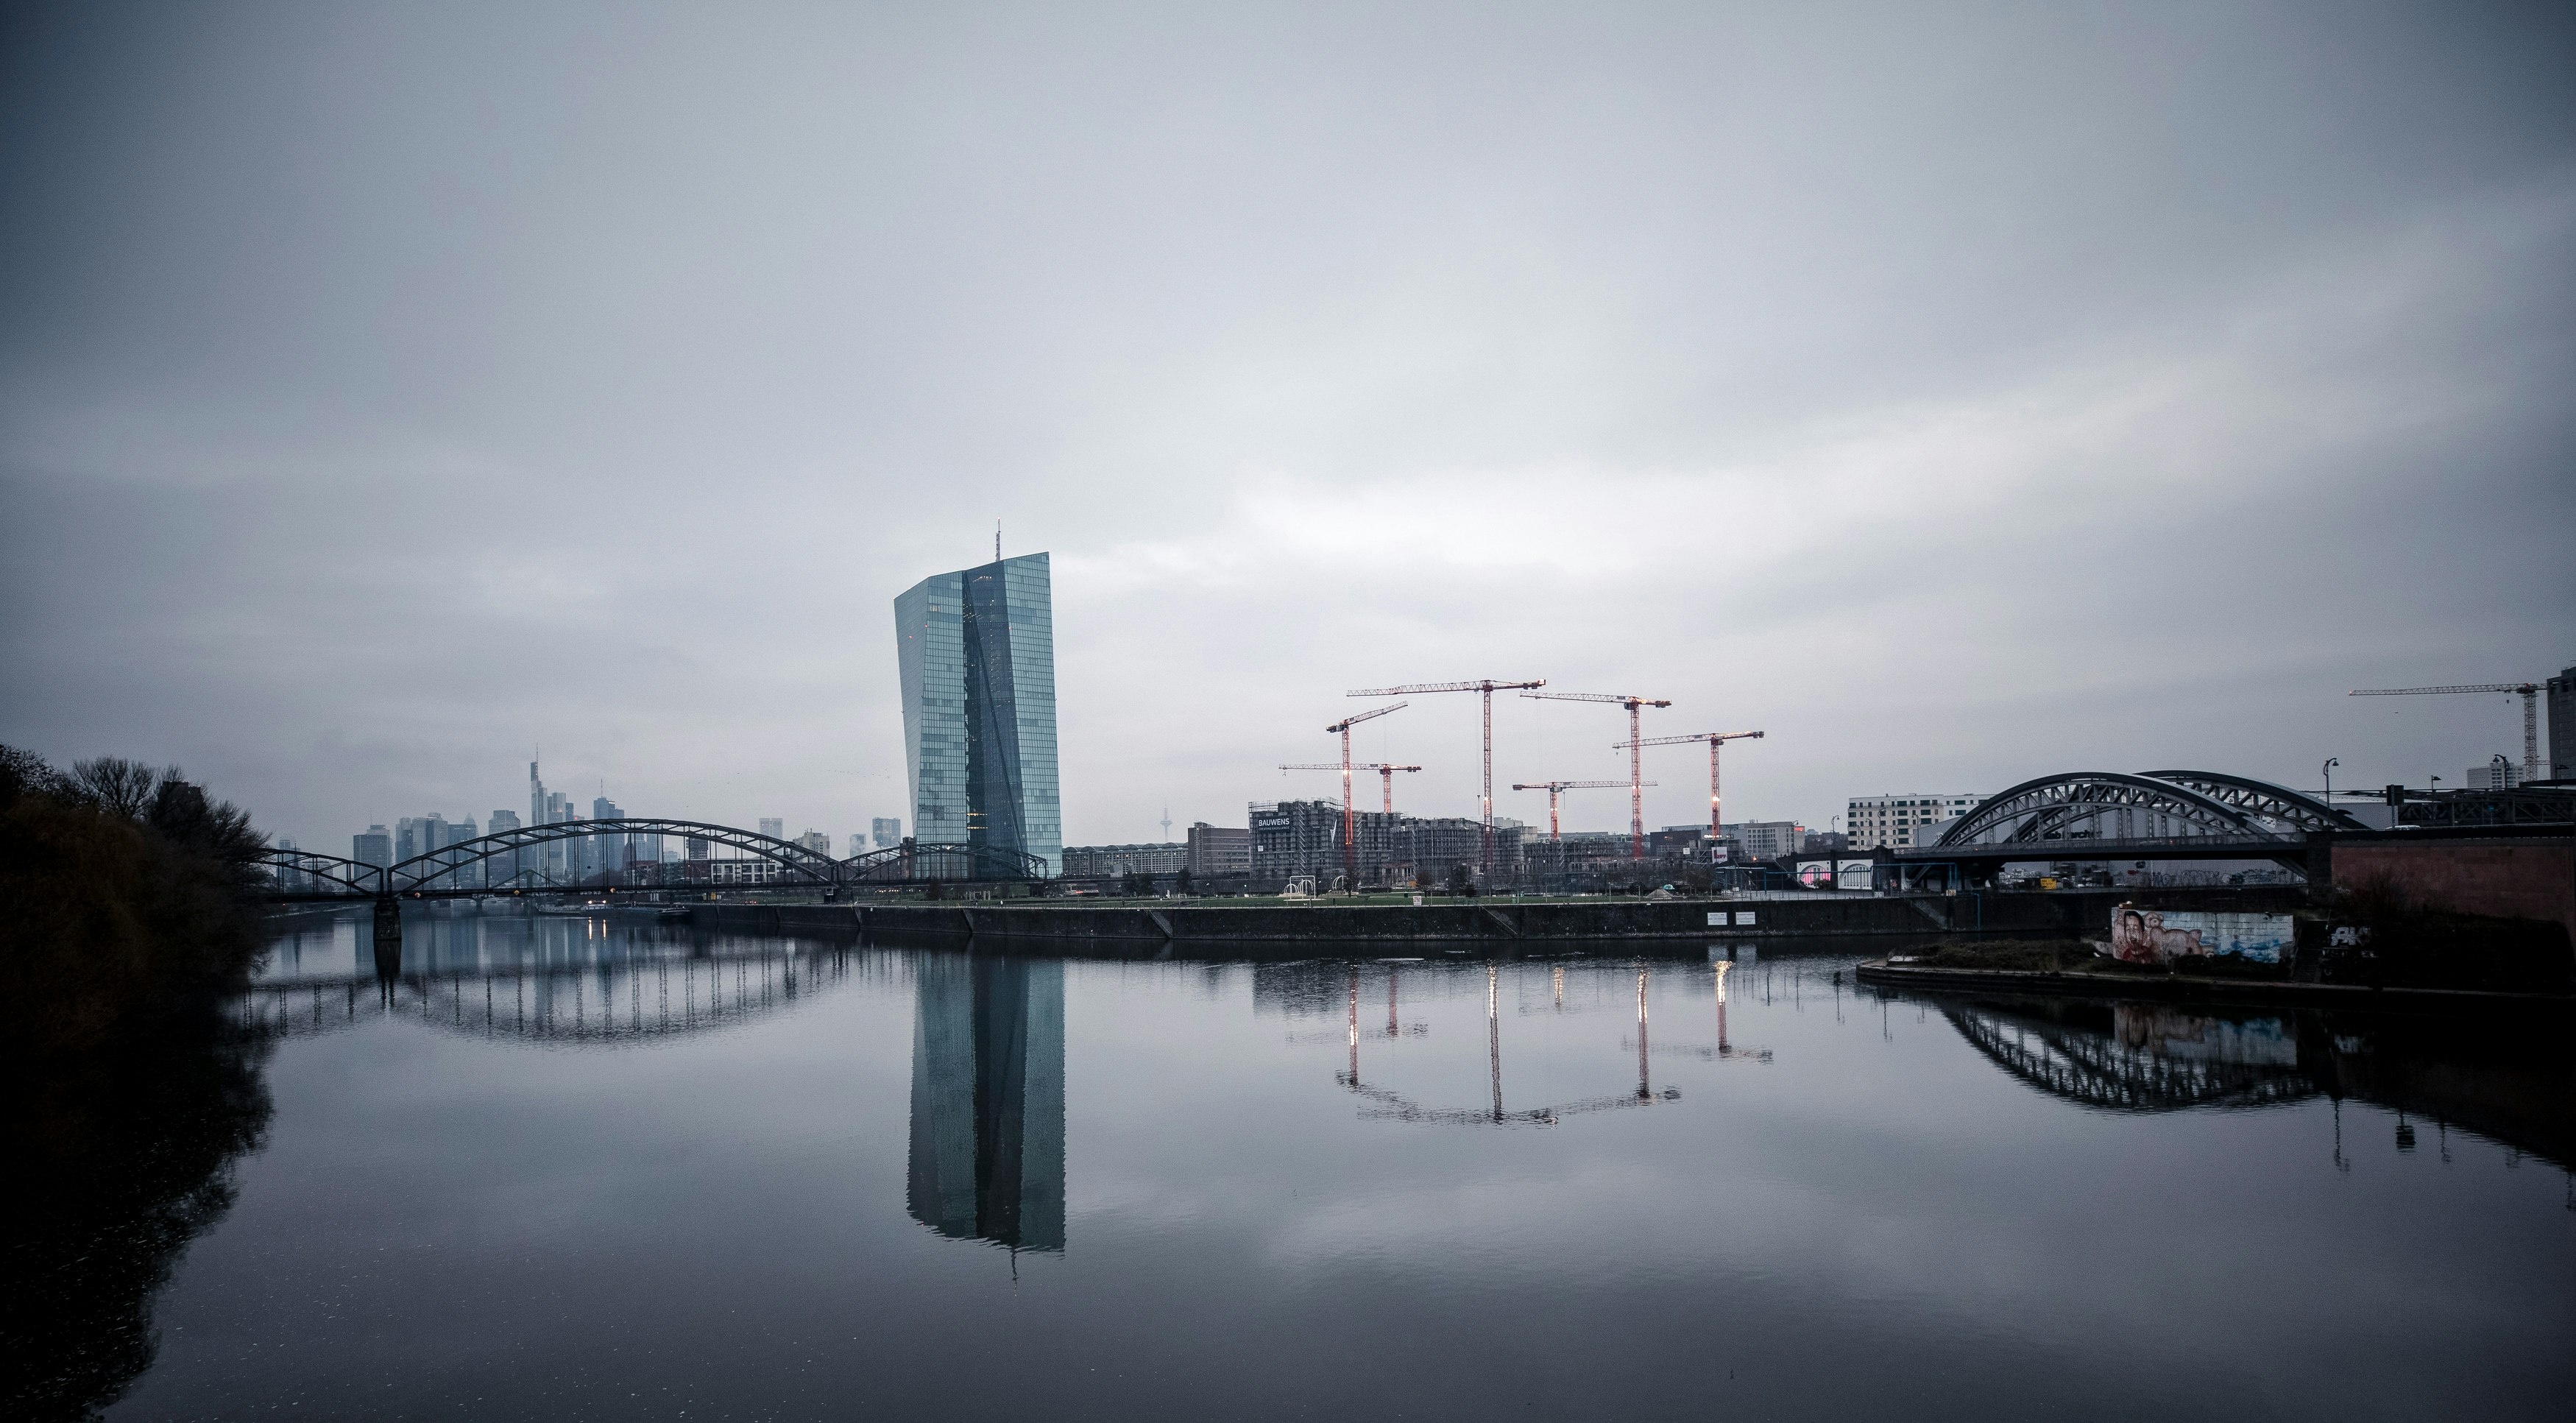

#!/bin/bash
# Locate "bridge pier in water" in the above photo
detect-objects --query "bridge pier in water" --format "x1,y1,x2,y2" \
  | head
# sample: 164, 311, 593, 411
371, 897, 403, 985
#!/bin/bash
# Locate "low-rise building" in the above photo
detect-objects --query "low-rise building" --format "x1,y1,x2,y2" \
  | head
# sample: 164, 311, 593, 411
1388, 816, 1521, 882
1845, 793, 1986, 851
1063, 841, 1189, 878
2466, 756, 2522, 791
1186, 822, 1252, 877
1718, 819, 1805, 861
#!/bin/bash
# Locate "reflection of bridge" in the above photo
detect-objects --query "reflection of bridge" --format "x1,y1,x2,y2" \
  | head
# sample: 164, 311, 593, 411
1331, 959, 1769, 1126
258, 819, 1048, 902
1931, 992, 2576, 1175
1889, 770, 2370, 885
1942, 999, 2317, 1112
231, 944, 857, 1044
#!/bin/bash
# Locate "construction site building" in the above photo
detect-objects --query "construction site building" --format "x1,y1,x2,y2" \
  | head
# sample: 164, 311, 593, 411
1061, 842, 1188, 879
1250, 801, 1398, 884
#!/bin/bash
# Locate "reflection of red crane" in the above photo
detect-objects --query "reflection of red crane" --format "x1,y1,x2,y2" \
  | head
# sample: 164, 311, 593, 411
2350, 682, 2546, 780
1348, 679, 1545, 875
1510, 780, 1655, 841
1311, 703, 1405, 881
1521, 691, 1671, 858
1335, 960, 1750, 1126
1616, 730, 1765, 843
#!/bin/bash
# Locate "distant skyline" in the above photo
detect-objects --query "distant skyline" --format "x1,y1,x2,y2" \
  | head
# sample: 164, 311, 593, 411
3, 4, 2571, 853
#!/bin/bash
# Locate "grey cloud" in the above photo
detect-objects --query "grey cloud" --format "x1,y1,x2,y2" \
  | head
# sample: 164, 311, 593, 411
3, 1, 2571, 847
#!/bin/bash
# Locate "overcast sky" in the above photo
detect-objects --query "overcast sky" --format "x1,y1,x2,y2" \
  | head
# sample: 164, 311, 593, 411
4, 1, 2572, 852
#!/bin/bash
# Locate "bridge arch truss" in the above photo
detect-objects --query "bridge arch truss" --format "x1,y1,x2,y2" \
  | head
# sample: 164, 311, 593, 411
1929, 769, 2363, 851
257, 819, 1046, 900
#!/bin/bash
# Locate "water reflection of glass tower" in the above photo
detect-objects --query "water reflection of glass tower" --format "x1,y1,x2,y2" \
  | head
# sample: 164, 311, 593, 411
894, 553, 1061, 875
907, 956, 1065, 1252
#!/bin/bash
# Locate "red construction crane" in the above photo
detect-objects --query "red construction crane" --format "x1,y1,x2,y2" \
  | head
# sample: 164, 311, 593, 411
1307, 702, 1406, 881
1280, 763, 1423, 813
1348, 679, 1544, 874
2350, 682, 2545, 780
1617, 731, 1764, 841
1520, 691, 1671, 858
1510, 780, 1656, 841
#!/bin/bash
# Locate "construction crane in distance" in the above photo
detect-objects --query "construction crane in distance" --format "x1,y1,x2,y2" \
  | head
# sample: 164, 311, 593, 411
1348, 679, 1544, 875
1511, 780, 1656, 841
1520, 691, 1672, 859
1280, 763, 1423, 814
1317, 703, 1406, 881
1617, 731, 1765, 843
2349, 682, 2544, 780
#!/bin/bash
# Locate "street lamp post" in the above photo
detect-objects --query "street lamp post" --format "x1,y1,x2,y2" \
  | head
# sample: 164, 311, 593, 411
2322, 758, 2338, 802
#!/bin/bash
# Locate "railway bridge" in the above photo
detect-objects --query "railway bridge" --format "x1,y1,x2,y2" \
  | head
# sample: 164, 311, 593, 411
1886, 769, 2371, 888
258, 817, 1048, 962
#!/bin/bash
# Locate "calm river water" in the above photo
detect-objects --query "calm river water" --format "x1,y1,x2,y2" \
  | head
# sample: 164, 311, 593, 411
82, 913, 2576, 1418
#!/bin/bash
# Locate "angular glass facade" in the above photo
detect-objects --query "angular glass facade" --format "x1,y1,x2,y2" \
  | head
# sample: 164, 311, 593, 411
894, 551, 1061, 875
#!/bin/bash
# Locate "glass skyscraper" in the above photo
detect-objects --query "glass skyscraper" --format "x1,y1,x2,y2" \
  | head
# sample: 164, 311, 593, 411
894, 551, 1061, 875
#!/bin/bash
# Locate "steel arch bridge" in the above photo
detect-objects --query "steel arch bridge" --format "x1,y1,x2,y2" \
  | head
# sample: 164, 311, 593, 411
1880, 769, 2371, 886
255, 818, 1047, 902
1928, 769, 2367, 850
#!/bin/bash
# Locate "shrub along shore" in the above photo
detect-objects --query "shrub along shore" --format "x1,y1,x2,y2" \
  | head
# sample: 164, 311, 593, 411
0, 746, 270, 1059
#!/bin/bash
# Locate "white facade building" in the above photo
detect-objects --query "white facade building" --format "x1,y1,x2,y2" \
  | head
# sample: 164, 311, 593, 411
1845, 793, 1986, 851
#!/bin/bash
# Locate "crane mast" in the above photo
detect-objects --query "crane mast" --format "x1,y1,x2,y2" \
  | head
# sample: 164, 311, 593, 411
1522, 691, 1671, 859
1349, 679, 1543, 876
1620, 730, 1766, 842
1317, 703, 1406, 883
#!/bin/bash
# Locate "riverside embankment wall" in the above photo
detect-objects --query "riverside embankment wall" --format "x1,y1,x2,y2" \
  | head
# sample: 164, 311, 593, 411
687, 886, 2305, 945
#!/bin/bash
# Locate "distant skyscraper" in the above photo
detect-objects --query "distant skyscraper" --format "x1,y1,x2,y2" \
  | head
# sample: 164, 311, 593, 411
894, 552, 1060, 873
353, 825, 391, 869
873, 816, 903, 848
488, 809, 523, 886
2550, 665, 2574, 778
907, 954, 1064, 1252
541, 790, 573, 877
759, 816, 785, 839
847, 833, 868, 858
592, 797, 626, 879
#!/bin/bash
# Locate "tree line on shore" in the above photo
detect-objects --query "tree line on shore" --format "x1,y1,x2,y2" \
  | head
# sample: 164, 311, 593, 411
0, 744, 269, 1058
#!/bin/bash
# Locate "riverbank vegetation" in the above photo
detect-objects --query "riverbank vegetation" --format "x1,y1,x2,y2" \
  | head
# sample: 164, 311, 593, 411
0, 746, 270, 1058
1, 745, 278, 1419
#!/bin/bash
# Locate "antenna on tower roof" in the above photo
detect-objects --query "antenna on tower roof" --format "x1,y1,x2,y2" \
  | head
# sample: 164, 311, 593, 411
995, 518, 1002, 562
